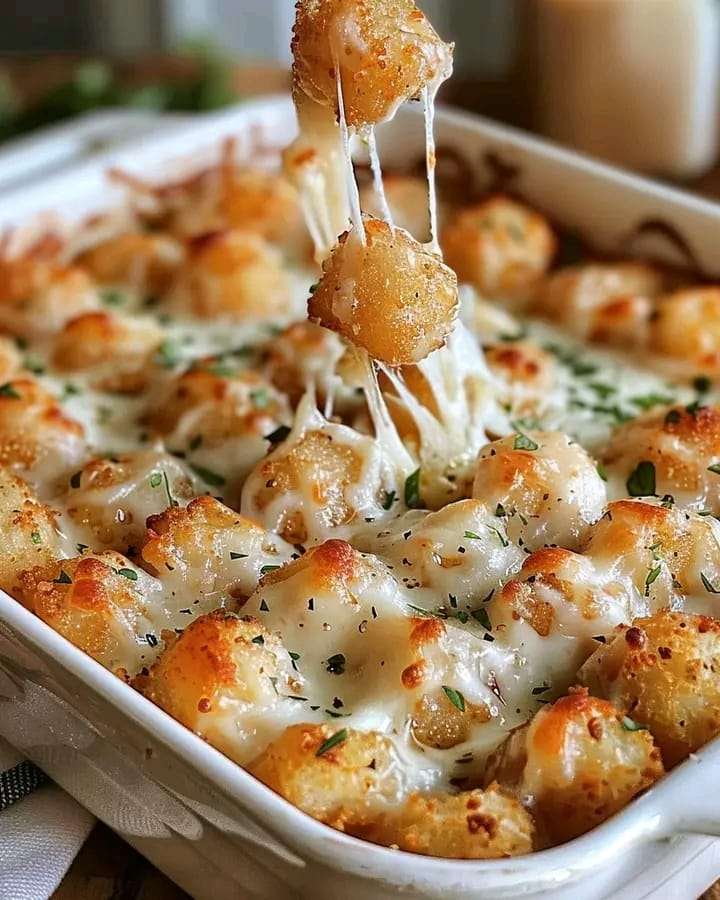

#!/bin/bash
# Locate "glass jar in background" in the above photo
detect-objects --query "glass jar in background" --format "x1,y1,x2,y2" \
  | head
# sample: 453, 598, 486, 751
530, 0, 720, 178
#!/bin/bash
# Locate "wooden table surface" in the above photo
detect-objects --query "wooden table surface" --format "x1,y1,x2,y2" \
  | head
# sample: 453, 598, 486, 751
2, 54, 716, 900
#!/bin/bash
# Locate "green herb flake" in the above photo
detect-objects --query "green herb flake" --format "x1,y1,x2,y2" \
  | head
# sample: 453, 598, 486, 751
250, 389, 269, 409
162, 470, 177, 508
260, 565, 280, 575
701, 572, 720, 594
694, 375, 712, 394
54, 570, 72, 585
596, 463, 608, 482
251, 634, 265, 645
30, 531, 41, 544
471, 607, 492, 631
645, 564, 661, 595
495, 503, 507, 517
149, 471, 163, 488
630, 393, 674, 411
0, 382, 20, 398
315, 728, 348, 757
190, 464, 226, 487
117, 568, 138, 581
464, 530, 481, 540
157, 340, 181, 369
404, 468, 422, 509
230, 551, 248, 560
708, 464, 720, 475
513, 432, 538, 451
100, 288, 125, 307
442, 685, 466, 713
486, 524, 510, 548
626, 461, 656, 497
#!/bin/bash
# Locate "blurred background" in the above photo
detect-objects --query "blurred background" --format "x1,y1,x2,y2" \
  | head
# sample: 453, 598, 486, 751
0, 0, 719, 189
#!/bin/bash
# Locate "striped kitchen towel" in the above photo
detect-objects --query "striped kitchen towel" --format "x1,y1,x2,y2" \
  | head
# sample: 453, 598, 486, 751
0, 737, 94, 900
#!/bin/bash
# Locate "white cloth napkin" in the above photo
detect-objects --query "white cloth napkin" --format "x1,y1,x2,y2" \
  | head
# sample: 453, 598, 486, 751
0, 737, 94, 900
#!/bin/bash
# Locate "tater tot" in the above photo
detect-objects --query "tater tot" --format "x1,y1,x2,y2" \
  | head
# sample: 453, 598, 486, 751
535, 262, 665, 345
363, 785, 535, 859
651, 287, 720, 372
0, 468, 64, 594
248, 724, 403, 830
582, 499, 720, 611
135, 611, 302, 764
292, 0, 453, 129
484, 340, 558, 418
601, 403, 720, 513
241, 410, 399, 544
63, 450, 195, 551
308, 217, 458, 365
485, 688, 664, 845
360, 174, 434, 244
78, 231, 184, 298
472, 431, 607, 551
579, 611, 720, 768
442, 196, 556, 303
170, 229, 292, 322
0, 378, 87, 488
140, 495, 293, 603
19, 552, 165, 677
0, 252, 98, 339
52, 311, 164, 393
488, 547, 636, 696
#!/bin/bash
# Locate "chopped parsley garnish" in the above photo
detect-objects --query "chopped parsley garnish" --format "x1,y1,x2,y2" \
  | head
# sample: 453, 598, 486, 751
381, 489, 397, 511
260, 565, 280, 575
315, 728, 348, 757
100, 288, 125, 307
588, 382, 616, 400
76, 543, 89, 553
404, 469, 422, 509
471, 608, 492, 631
0, 382, 20, 398
513, 432, 538, 451
264, 424, 291, 444
157, 340, 182, 369
149, 471, 163, 489
531, 684, 550, 696
251, 635, 265, 645
626, 461, 656, 497
708, 464, 720, 475
289, 651, 300, 671
30, 531, 41, 544
442, 685, 466, 713
250, 389, 269, 409
630, 393, 674, 411
621, 716, 647, 732
326, 653, 346, 675
664, 409, 682, 426
230, 551, 248, 560
694, 375, 712, 394
486, 524, 510, 548
54, 570, 72, 584
645, 565, 661, 595
701, 572, 720, 594
495, 503, 507, 517
24, 356, 45, 375
162, 470, 177, 508
596, 463, 608, 482
464, 530, 481, 540
62, 383, 81, 399
145, 633, 158, 648
190, 464, 226, 487
117, 568, 138, 581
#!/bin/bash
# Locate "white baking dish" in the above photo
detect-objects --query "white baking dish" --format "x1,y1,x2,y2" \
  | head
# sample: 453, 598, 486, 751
1, 96, 720, 900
